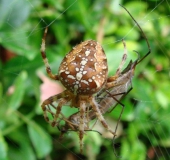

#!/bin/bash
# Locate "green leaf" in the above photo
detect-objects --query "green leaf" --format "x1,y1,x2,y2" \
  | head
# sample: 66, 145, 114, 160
156, 90, 169, 109
0, 0, 30, 29
0, 131, 8, 160
0, 82, 2, 103
84, 132, 102, 156
121, 138, 146, 160
27, 121, 52, 159
7, 71, 27, 114
7, 127, 36, 160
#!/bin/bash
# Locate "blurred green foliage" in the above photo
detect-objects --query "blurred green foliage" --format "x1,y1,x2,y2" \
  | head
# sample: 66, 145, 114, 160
0, 0, 170, 160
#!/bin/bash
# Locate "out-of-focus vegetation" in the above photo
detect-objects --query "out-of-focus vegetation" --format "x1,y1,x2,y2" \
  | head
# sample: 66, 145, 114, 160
0, 0, 170, 160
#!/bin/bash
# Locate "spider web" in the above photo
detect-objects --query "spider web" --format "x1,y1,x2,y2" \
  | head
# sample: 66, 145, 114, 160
0, 0, 170, 160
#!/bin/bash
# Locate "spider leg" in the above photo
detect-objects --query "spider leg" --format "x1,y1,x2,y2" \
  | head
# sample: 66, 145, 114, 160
106, 81, 127, 90
110, 95, 126, 158
41, 91, 71, 127
107, 39, 127, 83
120, 4, 151, 64
40, 27, 59, 80
50, 98, 68, 127
106, 80, 133, 158
106, 90, 125, 131
115, 39, 127, 75
79, 101, 86, 153
89, 96, 115, 135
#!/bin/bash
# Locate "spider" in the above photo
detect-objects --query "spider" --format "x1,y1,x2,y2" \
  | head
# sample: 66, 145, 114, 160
40, 5, 151, 153
59, 40, 135, 132
59, 5, 151, 155
60, 56, 138, 133
60, 53, 139, 155
40, 33, 125, 153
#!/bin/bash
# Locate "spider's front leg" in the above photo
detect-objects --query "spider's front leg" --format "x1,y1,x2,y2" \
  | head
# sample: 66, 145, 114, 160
40, 27, 59, 80
41, 90, 71, 127
89, 96, 116, 136
79, 100, 86, 153
106, 39, 127, 88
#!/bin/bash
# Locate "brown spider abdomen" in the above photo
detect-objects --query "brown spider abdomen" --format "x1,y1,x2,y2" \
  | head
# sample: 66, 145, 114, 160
59, 40, 108, 95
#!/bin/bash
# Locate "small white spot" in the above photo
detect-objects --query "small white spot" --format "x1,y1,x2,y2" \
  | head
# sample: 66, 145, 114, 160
94, 52, 97, 59
83, 71, 87, 75
59, 69, 66, 74
80, 68, 83, 71
81, 80, 89, 85
71, 62, 77, 65
92, 76, 95, 79
76, 81, 79, 84
94, 80, 100, 88
67, 75, 75, 79
90, 59, 93, 61
85, 50, 90, 56
102, 65, 107, 69
94, 63, 98, 70
88, 79, 92, 82
65, 71, 70, 74
79, 55, 82, 57
76, 67, 79, 71
81, 60, 87, 65
76, 72, 83, 80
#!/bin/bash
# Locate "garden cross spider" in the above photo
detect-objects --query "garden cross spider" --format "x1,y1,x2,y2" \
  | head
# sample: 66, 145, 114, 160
40, 31, 126, 153
61, 5, 151, 154
40, 5, 151, 153
61, 57, 137, 132
60, 53, 139, 155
